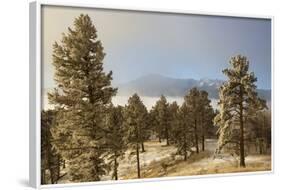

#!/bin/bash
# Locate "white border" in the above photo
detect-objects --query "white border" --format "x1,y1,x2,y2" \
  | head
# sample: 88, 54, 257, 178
29, 1, 41, 189
29, 0, 274, 189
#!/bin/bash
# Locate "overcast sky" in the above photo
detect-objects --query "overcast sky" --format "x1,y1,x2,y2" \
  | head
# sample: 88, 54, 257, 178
42, 5, 271, 90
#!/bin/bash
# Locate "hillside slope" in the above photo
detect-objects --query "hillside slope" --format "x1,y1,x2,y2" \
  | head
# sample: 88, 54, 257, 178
119, 139, 271, 180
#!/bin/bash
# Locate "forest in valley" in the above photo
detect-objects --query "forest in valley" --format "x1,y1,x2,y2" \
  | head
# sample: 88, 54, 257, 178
41, 14, 271, 184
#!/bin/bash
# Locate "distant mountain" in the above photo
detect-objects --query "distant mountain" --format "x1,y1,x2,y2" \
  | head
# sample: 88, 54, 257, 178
117, 74, 271, 101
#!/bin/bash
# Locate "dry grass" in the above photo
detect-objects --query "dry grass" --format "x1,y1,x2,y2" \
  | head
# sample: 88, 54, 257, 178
121, 150, 271, 179
167, 155, 271, 177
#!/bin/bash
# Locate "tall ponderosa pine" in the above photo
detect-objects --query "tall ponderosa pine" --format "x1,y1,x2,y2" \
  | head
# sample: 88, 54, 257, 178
49, 14, 117, 181
214, 55, 266, 167
184, 88, 201, 153
148, 106, 159, 141
123, 94, 147, 178
139, 109, 150, 153
174, 103, 194, 160
154, 95, 170, 145
104, 104, 126, 180
198, 91, 214, 151
168, 101, 179, 144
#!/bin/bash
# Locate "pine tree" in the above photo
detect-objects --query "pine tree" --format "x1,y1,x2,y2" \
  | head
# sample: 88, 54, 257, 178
104, 104, 126, 180
184, 87, 201, 153
154, 95, 170, 145
198, 91, 214, 151
214, 55, 266, 167
246, 110, 271, 154
174, 102, 194, 160
123, 93, 147, 178
168, 101, 179, 144
139, 107, 149, 153
48, 14, 117, 181
148, 106, 159, 141
150, 106, 162, 142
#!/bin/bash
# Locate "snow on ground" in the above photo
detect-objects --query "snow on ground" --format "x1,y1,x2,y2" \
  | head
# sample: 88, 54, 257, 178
103, 139, 217, 180
118, 139, 271, 179
121, 142, 176, 172
58, 138, 271, 183
102, 141, 177, 180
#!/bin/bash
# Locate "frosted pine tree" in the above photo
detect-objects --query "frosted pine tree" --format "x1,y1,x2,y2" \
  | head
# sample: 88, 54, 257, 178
49, 14, 117, 181
214, 55, 266, 167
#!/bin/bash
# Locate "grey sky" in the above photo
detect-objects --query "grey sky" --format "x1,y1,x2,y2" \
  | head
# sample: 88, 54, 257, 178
42, 5, 271, 90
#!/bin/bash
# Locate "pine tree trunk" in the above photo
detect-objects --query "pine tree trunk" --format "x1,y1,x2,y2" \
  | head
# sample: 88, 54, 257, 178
201, 111, 205, 152
263, 114, 267, 154
259, 141, 263, 154
165, 126, 169, 146
195, 119, 199, 154
141, 142, 145, 152
57, 156, 60, 183
136, 143, 141, 178
239, 87, 246, 167
158, 136, 161, 143
184, 135, 187, 161
114, 153, 118, 180
201, 135, 205, 151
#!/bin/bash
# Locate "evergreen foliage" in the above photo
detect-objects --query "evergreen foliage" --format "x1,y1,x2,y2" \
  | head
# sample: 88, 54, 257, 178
214, 55, 266, 167
49, 14, 117, 181
198, 90, 214, 151
174, 102, 194, 160
104, 104, 126, 180
153, 95, 170, 145
173, 88, 214, 158
168, 101, 179, 144
41, 110, 61, 184
184, 87, 201, 153
123, 93, 148, 178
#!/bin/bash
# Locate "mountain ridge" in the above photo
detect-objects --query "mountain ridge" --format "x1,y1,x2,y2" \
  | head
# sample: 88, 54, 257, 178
116, 74, 271, 101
